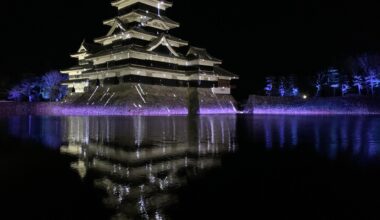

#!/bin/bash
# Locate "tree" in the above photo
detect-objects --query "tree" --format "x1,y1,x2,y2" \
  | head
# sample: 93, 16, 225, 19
7, 71, 67, 102
356, 53, 380, 96
8, 86, 23, 101
20, 79, 41, 102
352, 75, 364, 95
345, 56, 364, 96
58, 86, 68, 101
41, 71, 68, 101
327, 68, 340, 96
278, 77, 286, 97
42, 71, 64, 88
365, 70, 379, 96
292, 87, 300, 97
341, 75, 351, 96
264, 77, 275, 96
287, 75, 299, 96
313, 72, 325, 97
7, 79, 41, 102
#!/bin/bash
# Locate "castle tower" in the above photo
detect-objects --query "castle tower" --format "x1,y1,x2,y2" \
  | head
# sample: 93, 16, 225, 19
62, 0, 238, 94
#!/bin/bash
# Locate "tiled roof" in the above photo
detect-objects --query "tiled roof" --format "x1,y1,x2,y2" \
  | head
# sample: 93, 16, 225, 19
186, 47, 221, 62
214, 66, 239, 78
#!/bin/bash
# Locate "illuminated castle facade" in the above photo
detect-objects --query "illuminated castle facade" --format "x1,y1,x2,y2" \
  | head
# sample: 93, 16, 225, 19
62, 0, 238, 94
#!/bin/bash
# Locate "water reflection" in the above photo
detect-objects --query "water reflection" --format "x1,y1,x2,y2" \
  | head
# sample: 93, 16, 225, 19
249, 115, 380, 160
8, 116, 62, 149
7, 114, 380, 219
60, 116, 237, 219
4, 115, 237, 219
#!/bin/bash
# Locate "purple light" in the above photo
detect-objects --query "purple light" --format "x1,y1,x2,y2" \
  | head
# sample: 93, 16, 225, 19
44, 105, 189, 116
251, 107, 378, 115
246, 95, 380, 115
29, 104, 237, 116
199, 108, 237, 115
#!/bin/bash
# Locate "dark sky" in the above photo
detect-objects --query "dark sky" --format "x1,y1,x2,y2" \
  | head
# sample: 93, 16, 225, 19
1, 0, 380, 98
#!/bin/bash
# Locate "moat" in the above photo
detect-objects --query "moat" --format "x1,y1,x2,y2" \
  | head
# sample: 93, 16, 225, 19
1, 115, 380, 219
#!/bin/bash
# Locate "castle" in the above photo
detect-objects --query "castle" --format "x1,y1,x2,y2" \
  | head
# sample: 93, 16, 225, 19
61, 0, 238, 115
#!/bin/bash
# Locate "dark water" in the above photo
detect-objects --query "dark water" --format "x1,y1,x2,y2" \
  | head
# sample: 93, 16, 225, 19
1, 115, 380, 219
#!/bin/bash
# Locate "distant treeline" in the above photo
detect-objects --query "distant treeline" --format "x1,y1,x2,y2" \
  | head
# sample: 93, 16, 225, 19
264, 53, 380, 97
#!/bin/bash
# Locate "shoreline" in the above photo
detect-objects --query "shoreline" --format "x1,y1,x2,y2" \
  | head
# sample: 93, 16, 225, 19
0, 102, 237, 116
244, 95, 380, 115
3, 95, 380, 116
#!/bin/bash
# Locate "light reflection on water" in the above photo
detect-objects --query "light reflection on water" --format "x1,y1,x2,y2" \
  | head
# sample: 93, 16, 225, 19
247, 115, 380, 160
5, 115, 380, 219
61, 116, 237, 220
7, 115, 237, 219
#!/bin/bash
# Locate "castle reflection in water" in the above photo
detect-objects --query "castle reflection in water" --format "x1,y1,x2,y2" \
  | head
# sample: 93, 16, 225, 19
59, 116, 237, 219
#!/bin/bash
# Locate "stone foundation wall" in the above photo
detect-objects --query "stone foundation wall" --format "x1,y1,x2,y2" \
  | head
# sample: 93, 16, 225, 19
0, 84, 238, 116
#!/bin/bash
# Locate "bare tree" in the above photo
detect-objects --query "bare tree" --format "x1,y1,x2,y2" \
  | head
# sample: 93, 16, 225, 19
314, 72, 325, 97
365, 70, 379, 96
264, 77, 275, 96
353, 75, 364, 95
17, 80, 40, 102
41, 71, 68, 101
327, 68, 340, 96
8, 71, 67, 102
8, 86, 23, 101
357, 54, 380, 96
341, 75, 351, 96
287, 75, 299, 96
278, 77, 286, 97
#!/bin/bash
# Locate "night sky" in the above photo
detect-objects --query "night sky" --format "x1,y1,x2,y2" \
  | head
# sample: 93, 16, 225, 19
1, 0, 380, 99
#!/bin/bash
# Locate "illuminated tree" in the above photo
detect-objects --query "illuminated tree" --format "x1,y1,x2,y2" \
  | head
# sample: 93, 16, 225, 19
356, 54, 380, 96
365, 70, 379, 96
9, 79, 41, 102
41, 71, 68, 101
327, 68, 340, 96
8, 86, 23, 101
292, 88, 299, 96
313, 72, 325, 97
264, 77, 275, 96
341, 75, 351, 96
8, 71, 67, 102
352, 75, 364, 95
278, 77, 286, 97
58, 86, 68, 101
42, 71, 64, 88
287, 75, 299, 96
345, 56, 364, 96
